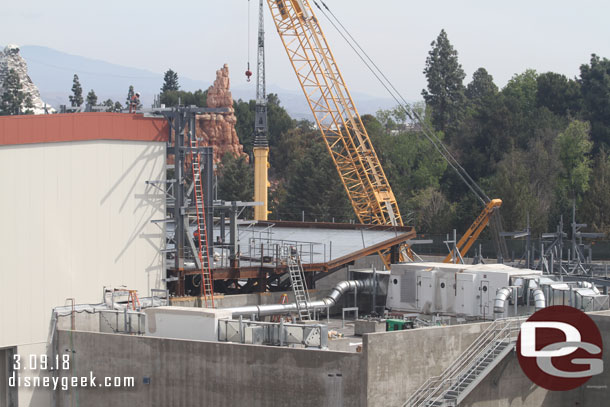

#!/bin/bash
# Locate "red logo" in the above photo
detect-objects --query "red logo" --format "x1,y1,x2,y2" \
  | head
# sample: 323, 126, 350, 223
517, 306, 603, 391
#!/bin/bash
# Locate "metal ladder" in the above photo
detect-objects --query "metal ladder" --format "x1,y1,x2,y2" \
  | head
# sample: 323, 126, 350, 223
284, 246, 312, 321
190, 136, 214, 308
404, 317, 526, 407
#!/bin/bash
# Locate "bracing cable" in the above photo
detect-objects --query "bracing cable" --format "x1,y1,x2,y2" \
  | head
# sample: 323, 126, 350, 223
311, 0, 489, 205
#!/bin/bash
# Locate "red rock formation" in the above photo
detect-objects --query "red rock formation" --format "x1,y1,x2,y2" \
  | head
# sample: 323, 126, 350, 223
196, 64, 247, 163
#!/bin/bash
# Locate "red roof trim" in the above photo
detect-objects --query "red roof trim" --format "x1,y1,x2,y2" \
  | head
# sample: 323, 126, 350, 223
0, 113, 169, 146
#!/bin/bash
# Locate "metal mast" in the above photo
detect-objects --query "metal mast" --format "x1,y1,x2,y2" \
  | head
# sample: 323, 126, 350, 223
253, 0, 270, 220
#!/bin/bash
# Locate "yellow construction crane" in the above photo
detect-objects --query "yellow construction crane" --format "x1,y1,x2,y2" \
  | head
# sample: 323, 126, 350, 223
265, 0, 507, 263
443, 199, 503, 263
253, 0, 270, 221
265, 0, 403, 227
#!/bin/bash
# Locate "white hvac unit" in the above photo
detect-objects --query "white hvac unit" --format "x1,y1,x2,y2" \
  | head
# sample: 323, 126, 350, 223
145, 306, 233, 342
456, 272, 476, 315
387, 262, 609, 318
387, 263, 543, 318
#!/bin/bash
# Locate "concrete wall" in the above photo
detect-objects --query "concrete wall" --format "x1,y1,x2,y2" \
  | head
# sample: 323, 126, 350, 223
363, 321, 492, 407
0, 139, 165, 351
463, 312, 610, 407
53, 330, 365, 407
0, 347, 18, 407
13, 313, 609, 407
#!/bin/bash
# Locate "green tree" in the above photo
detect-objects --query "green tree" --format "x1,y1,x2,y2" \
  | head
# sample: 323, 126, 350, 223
407, 186, 455, 233
114, 101, 123, 112
500, 69, 563, 149
363, 109, 447, 219
466, 68, 498, 105
86, 89, 98, 106
581, 149, 610, 234
69, 74, 83, 107
160, 89, 207, 108
234, 99, 256, 154
503, 69, 538, 114
557, 120, 593, 201
267, 94, 295, 156
536, 72, 582, 117
452, 82, 509, 181
491, 132, 560, 234
233, 94, 295, 159
0, 69, 25, 115
579, 54, 610, 148
375, 106, 408, 133
103, 99, 114, 112
23, 95, 34, 115
217, 154, 253, 202
276, 141, 352, 222
161, 69, 180, 92
273, 126, 317, 174
422, 29, 466, 135
126, 85, 135, 106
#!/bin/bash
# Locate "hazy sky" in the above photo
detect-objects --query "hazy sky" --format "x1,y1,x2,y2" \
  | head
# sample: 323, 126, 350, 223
3, 0, 610, 100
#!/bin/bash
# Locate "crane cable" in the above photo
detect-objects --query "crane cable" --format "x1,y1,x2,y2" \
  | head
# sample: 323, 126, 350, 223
311, 0, 489, 205
247, 0, 252, 78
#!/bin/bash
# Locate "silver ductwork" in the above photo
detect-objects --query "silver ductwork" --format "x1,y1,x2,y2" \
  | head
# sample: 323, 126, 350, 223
493, 287, 512, 314
577, 281, 601, 295
532, 288, 546, 311
226, 278, 374, 318
494, 282, 546, 315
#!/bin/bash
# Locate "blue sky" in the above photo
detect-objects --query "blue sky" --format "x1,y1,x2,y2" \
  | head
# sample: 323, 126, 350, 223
3, 0, 609, 100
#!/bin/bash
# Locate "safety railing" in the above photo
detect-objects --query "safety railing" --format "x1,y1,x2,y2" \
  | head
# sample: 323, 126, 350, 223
404, 317, 526, 407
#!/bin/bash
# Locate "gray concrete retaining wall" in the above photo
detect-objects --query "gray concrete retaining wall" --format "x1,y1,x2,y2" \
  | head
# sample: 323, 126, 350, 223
51, 311, 610, 406
55, 330, 365, 407
463, 312, 610, 406
363, 321, 492, 407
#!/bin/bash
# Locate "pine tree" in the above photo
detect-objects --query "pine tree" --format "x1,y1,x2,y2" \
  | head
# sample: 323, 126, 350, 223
114, 101, 123, 112
422, 29, 466, 134
161, 69, 180, 92
0, 69, 25, 115
217, 154, 254, 202
24, 96, 34, 115
466, 68, 498, 104
103, 99, 114, 112
126, 85, 134, 106
86, 90, 98, 106
69, 74, 83, 107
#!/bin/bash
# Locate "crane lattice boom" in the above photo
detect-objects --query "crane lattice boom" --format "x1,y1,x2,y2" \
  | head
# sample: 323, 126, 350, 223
266, 0, 402, 226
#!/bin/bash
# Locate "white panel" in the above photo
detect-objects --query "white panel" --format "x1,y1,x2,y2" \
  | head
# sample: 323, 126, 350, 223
0, 140, 166, 348
456, 273, 476, 316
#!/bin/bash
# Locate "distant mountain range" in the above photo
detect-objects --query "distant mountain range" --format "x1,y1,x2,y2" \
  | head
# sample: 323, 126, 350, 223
7, 45, 399, 119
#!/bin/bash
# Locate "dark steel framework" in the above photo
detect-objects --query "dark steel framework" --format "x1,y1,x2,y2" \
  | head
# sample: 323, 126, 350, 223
146, 105, 416, 297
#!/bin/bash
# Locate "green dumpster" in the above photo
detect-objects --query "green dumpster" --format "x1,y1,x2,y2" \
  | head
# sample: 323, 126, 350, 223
386, 319, 407, 331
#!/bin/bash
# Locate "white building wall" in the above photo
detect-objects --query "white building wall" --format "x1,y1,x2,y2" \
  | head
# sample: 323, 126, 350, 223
0, 140, 166, 349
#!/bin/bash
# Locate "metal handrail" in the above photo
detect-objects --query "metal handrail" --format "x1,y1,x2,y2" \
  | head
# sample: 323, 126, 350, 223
247, 237, 326, 264
404, 317, 526, 407
405, 320, 502, 406
425, 319, 522, 406
449, 323, 519, 388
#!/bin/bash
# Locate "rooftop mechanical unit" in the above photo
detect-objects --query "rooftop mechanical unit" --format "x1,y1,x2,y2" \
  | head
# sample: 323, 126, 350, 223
386, 262, 609, 319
